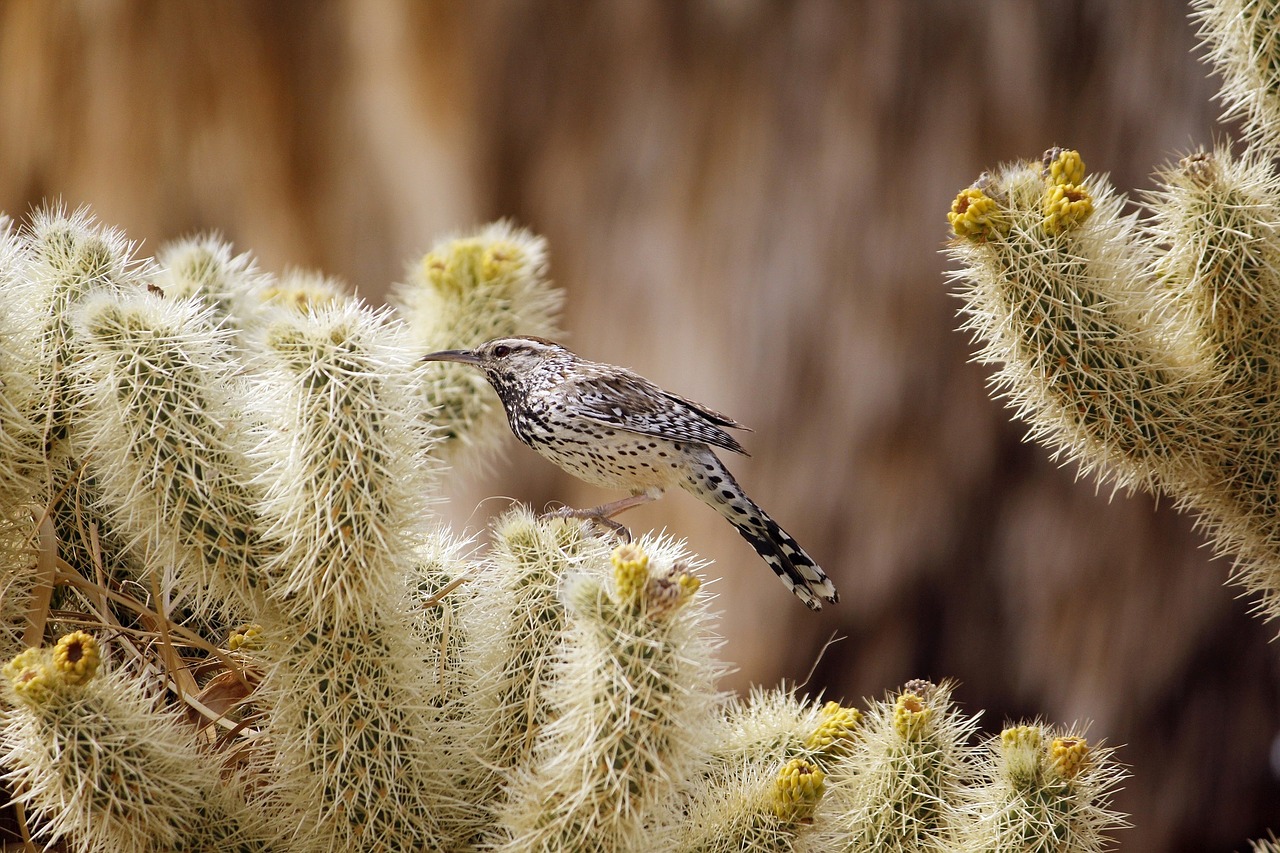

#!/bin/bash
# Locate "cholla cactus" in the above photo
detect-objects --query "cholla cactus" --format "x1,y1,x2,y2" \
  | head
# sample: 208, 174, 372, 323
0, 631, 271, 852
811, 681, 979, 853
392, 221, 562, 464
660, 690, 850, 852
493, 538, 722, 851
945, 1, 1280, 622
0, 205, 1125, 851
72, 290, 264, 616
960, 723, 1127, 852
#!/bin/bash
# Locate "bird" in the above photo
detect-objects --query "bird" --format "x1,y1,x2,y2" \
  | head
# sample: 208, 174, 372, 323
421, 335, 838, 610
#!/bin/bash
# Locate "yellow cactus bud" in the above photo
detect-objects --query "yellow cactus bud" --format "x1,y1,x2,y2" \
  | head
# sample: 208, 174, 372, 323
3, 648, 44, 683
52, 631, 101, 686
228, 624, 264, 652
999, 723, 1045, 785
611, 541, 651, 607
892, 692, 933, 740
1048, 736, 1091, 781
627, 553, 702, 618
1043, 147, 1086, 186
806, 700, 862, 758
771, 757, 825, 823
421, 240, 483, 296
948, 186, 1008, 241
482, 240, 528, 281
1042, 182, 1094, 235
1000, 724, 1043, 750
259, 279, 343, 313
5, 648, 56, 704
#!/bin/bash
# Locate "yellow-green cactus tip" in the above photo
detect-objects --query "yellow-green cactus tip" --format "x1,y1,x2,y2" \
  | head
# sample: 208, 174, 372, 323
806, 700, 863, 758
676, 569, 702, 599
52, 631, 101, 686
481, 240, 526, 281
610, 541, 651, 606
1041, 182, 1094, 235
76, 234, 122, 280
5, 648, 57, 704
421, 239, 484, 294
1043, 147, 1086, 186
948, 186, 1007, 241
421, 248, 448, 282
263, 323, 308, 355
1000, 724, 1045, 785
1000, 724, 1043, 749
260, 282, 341, 314
1048, 735, 1091, 781
892, 692, 933, 741
771, 757, 825, 823
228, 623, 264, 652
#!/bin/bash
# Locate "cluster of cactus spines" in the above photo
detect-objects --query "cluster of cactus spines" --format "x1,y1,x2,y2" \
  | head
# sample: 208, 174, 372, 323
1195, 0, 1280, 153
14, 210, 161, 619
493, 537, 722, 852
960, 723, 1126, 852
0, 216, 41, 659
945, 0, 1280, 625
0, 205, 1126, 851
0, 216, 44, 508
1254, 832, 1280, 852
444, 507, 607, 845
253, 301, 437, 621
391, 220, 562, 462
151, 233, 268, 324
468, 511, 600, 759
250, 302, 463, 850
70, 290, 265, 616
662, 689, 843, 852
947, 149, 1201, 495
813, 681, 979, 852
1, 631, 272, 852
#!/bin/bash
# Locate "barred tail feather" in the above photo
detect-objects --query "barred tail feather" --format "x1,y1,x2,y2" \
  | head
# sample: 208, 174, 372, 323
683, 455, 838, 609
735, 507, 838, 610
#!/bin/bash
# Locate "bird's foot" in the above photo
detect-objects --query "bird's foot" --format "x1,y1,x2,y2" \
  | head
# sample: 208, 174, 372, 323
539, 490, 663, 543
541, 505, 634, 542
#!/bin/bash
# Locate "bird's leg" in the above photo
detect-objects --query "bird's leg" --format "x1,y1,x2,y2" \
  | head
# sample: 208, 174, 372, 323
541, 489, 663, 542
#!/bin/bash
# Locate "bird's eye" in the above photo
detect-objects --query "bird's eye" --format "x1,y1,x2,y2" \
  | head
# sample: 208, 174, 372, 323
492, 344, 512, 358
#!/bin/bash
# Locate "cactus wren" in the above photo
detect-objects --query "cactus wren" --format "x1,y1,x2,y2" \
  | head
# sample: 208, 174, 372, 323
422, 336, 838, 610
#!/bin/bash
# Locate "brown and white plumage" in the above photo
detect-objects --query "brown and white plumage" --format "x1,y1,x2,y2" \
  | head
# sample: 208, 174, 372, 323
422, 336, 838, 610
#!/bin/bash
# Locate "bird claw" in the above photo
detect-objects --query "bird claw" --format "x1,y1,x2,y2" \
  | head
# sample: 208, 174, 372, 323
540, 506, 634, 542
538, 491, 659, 543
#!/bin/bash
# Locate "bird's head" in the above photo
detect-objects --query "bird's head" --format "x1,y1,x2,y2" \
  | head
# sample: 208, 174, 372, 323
421, 336, 575, 396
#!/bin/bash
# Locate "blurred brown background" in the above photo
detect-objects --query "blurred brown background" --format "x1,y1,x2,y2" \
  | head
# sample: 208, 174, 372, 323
1, 1, 1275, 849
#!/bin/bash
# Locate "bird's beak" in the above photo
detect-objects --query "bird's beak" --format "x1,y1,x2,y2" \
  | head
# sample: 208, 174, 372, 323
421, 349, 483, 366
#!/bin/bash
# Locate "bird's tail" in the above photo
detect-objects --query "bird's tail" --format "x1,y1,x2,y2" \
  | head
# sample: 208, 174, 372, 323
683, 456, 838, 610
